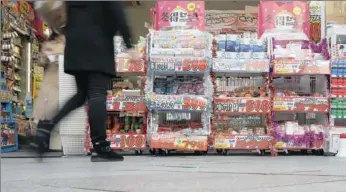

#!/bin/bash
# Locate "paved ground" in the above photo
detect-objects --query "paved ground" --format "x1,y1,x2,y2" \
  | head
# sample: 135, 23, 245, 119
2, 155, 346, 192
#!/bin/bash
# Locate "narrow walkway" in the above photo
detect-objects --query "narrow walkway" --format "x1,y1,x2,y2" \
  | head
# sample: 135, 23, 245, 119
2, 156, 346, 192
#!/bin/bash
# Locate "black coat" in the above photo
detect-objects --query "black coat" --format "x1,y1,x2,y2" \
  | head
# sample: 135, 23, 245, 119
64, 1, 133, 75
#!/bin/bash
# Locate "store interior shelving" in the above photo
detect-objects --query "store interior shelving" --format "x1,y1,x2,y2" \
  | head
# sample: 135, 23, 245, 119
146, 29, 212, 156
210, 32, 272, 156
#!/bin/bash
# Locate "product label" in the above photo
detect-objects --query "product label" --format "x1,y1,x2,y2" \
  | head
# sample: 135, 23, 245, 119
214, 134, 272, 149
148, 94, 209, 111
273, 97, 329, 112
214, 97, 271, 114
150, 57, 208, 72
107, 96, 147, 112
212, 59, 269, 72
150, 133, 208, 151
273, 60, 330, 75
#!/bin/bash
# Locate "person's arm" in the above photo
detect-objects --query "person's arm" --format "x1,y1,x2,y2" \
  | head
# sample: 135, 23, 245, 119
105, 1, 133, 49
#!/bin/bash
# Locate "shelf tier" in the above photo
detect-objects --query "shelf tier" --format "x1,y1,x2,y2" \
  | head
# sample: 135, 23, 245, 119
272, 59, 330, 75
1, 121, 18, 153
147, 94, 210, 112
150, 133, 208, 151
213, 97, 271, 114
149, 57, 209, 73
213, 134, 272, 150
272, 96, 329, 113
87, 133, 146, 150
212, 59, 270, 73
106, 96, 147, 112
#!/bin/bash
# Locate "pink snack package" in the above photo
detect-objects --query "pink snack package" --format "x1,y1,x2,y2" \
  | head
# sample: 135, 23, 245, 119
155, 1, 205, 31
258, 1, 310, 38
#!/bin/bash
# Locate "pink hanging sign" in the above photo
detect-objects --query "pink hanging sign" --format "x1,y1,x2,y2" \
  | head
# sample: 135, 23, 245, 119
258, 1, 310, 38
155, 1, 205, 31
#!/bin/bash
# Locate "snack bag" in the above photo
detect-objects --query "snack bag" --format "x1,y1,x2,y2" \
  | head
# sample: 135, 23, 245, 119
258, 1, 310, 38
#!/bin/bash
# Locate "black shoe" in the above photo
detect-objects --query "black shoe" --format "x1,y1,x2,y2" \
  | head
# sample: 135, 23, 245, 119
29, 120, 54, 161
90, 141, 124, 162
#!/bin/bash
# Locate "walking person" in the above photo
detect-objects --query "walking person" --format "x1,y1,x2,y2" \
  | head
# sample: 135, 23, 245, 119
31, 1, 139, 162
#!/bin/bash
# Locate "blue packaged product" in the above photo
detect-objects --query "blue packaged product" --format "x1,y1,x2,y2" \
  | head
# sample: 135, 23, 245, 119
332, 69, 338, 76
239, 38, 252, 52
215, 35, 226, 51
226, 34, 240, 52
252, 39, 265, 52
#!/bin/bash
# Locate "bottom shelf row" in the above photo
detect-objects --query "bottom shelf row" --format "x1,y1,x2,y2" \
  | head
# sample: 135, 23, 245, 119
84, 132, 325, 154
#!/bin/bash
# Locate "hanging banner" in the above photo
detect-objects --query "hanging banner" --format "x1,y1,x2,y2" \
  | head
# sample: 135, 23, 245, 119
33, 66, 44, 99
214, 97, 271, 114
309, 1, 323, 43
258, 1, 310, 38
155, 1, 205, 31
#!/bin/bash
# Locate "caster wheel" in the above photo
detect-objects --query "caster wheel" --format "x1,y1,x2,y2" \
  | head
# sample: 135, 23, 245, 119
158, 149, 168, 156
222, 149, 229, 156
283, 150, 290, 156
316, 149, 324, 156
312, 149, 317, 155
301, 149, 308, 155
216, 149, 223, 155
149, 149, 156, 155
135, 149, 143, 155
194, 151, 204, 156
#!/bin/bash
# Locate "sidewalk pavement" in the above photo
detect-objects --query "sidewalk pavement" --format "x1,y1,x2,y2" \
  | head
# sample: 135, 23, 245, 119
2, 155, 346, 192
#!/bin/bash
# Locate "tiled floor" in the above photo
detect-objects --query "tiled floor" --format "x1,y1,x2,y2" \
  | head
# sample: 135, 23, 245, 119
2, 155, 346, 192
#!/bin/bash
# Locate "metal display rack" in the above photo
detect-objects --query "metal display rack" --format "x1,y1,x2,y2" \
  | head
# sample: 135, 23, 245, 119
146, 29, 212, 155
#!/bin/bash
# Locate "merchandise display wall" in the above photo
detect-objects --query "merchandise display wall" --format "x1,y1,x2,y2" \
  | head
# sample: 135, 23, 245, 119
82, 0, 346, 156
1, 1, 34, 153
14, 0, 346, 156
1, 1, 51, 153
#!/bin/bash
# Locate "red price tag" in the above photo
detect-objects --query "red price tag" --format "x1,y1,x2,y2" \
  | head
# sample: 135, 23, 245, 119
181, 140, 204, 150
245, 99, 270, 113
247, 61, 267, 71
182, 97, 207, 111
110, 134, 146, 149
128, 60, 144, 72
294, 103, 328, 112
182, 59, 207, 72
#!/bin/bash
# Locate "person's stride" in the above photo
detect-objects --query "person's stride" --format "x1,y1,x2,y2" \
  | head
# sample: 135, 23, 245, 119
31, 1, 139, 162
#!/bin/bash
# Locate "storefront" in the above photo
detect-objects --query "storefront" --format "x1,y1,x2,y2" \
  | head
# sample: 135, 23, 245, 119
3, 1, 346, 156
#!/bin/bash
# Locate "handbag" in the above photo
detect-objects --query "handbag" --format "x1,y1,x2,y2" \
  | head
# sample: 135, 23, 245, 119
34, 1, 67, 34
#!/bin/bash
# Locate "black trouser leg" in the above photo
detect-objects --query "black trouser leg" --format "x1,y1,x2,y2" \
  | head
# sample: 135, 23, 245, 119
51, 74, 88, 127
86, 73, 110, 143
